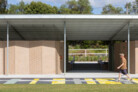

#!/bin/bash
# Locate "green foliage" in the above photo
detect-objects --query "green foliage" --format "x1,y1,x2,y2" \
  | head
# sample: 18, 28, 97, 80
69, 55, 108, 61
24, 1, 57, 14
102, 4, 123, 14
8, 0, 26, 14
78, 0, 92, 14
124, 0, 138, 14
0, 0, 7, 14
74, 45, 81, 49
68, 41, 108, 49
60, 0, 92, 14
60, 5, 71, 14
8, 1, 58, 14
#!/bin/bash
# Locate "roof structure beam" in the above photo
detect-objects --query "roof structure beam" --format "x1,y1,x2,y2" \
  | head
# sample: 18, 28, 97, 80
11, 25, 25, 40
110, 21, 130, 40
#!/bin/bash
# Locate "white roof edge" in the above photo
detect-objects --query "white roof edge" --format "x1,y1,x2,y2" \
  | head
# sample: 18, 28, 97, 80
0, 15, 138, 19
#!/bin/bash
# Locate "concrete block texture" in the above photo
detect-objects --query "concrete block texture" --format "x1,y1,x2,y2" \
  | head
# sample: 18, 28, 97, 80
0, 41, 64, 75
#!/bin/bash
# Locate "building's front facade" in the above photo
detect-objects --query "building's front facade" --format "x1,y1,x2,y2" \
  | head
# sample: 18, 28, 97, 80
0, 15, 138, 75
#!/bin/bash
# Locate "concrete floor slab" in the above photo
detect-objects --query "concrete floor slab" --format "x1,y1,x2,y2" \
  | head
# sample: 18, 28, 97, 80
0, 70, 138, 78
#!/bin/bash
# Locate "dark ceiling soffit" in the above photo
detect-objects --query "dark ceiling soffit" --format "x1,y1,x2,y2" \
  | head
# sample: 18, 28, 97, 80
10, 25, 26, 40
110, 21, 130, 40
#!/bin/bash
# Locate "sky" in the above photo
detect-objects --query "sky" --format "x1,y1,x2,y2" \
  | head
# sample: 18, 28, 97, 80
7, 0, 136, 14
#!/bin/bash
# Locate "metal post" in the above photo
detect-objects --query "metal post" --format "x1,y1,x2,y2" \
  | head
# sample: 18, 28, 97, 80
64, 21, 66, 74
7, 23, 9, 75
106, 49, 107, 56
85, 49, 87, 57
128, 23, 130, 74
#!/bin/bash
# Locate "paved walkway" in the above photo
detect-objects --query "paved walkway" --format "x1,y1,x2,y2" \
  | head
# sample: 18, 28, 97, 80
0, 78, 138, 84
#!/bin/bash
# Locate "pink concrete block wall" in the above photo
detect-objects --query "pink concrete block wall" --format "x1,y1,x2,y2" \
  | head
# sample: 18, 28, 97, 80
0, 41, 4, 75
0, 41, 64, 75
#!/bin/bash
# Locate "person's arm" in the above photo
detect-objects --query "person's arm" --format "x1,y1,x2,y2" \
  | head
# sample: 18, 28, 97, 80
117, 60, 124, 69
117, 63, 124, 69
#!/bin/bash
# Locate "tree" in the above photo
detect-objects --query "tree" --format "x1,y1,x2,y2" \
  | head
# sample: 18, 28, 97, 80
8, 0, 26, 14
132, 0, 138, 14
125, 2, 132, 14
24, 1, 57, 14
0, 0, 7, 14
124, 0, 138, 14
60, 0, 92, 14
60, 4, 71, 14
78, 0, 92, 14
102, 4, 123, 14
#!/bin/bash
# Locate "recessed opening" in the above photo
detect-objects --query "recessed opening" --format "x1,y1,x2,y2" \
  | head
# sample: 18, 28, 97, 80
67, 40, 111, 73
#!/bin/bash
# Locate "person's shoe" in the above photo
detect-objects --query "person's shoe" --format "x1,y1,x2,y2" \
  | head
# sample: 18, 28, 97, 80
128, 78, 132, 81
117, 79, 120, 82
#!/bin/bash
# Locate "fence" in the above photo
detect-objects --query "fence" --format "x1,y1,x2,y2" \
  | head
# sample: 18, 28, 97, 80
69, 49, 108, 57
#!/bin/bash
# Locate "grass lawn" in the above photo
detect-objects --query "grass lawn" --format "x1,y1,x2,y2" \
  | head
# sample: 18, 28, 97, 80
0, 84, 138, 92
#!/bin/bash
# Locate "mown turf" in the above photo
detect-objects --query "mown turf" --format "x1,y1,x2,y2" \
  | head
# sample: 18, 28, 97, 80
0, 84, 138, 92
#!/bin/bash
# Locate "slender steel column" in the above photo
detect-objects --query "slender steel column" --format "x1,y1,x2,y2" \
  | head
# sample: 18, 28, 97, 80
7, 23, 9, 75
128, 23, 130, 74
64, 21, 66, 74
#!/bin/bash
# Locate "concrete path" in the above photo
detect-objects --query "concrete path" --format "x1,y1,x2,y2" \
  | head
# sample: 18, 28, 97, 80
0, 78, 138, 84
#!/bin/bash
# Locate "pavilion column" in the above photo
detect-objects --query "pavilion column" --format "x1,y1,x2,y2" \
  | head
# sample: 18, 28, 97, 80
6, 23, 9, 75
128, 23, 130, 74
109, 41, 115, 71
64, 21, 66, 74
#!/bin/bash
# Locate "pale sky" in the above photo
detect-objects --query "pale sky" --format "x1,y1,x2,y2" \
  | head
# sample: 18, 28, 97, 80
7, 0, 136, 14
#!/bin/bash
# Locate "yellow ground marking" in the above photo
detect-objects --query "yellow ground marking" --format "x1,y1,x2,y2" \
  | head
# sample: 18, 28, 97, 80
53, 78, 65, 81
96, 78, 115, 81
29, 79, 39, 84
85, 78, 96, 84
96, 78, 122, 84
52, 78, 65, 84
132, 78, 138, 83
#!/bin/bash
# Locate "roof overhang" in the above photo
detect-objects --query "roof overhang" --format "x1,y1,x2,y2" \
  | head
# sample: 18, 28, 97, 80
0, 15, 138, 41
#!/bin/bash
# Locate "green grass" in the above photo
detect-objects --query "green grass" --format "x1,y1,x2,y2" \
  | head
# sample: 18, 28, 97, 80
0, 84, 138, 92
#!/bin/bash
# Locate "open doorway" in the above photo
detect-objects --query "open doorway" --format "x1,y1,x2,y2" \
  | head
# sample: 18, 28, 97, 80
67, 40, 110, 73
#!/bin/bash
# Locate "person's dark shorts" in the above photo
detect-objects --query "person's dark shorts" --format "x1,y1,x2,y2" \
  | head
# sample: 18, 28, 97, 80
119, 69, 128, 75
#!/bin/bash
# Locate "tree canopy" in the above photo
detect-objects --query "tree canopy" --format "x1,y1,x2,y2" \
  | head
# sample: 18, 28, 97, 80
24, 1, 58, 14
8, 1, 58, 14
0, 0, 7, 14
60, 0, 92, 14
8, 0, 26, 14
102, 4, 123, 14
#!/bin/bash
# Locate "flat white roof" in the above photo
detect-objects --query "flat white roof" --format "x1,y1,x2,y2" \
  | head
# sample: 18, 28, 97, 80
1, 14, 138, 19
0, 15, 138, 40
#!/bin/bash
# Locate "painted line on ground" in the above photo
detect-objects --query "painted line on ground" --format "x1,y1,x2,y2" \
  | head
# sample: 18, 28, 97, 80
132, 78, 138, 83
52, 78, 65, 84
85, 78, 96, 84
4, 79, 20, 84
96, 78, 122, 84
29, 78, 39, 84
73, 78, 82, 84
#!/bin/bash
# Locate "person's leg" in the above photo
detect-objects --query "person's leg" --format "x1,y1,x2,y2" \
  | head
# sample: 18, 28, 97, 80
123, 69, 132, 80
126, 74, 131, 79
118, 72, 122, 81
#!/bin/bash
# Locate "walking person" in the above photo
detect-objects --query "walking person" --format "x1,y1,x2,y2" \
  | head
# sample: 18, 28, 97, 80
117, 53, 132, 82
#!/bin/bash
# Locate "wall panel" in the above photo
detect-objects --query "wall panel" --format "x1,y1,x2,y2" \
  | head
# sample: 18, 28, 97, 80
42, 41, 56, 74
15, 41, 29, 74
135, 41, 138, 74
29, 41, 42, 74
4, 41, 15, 74
0, 41, 4, 75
